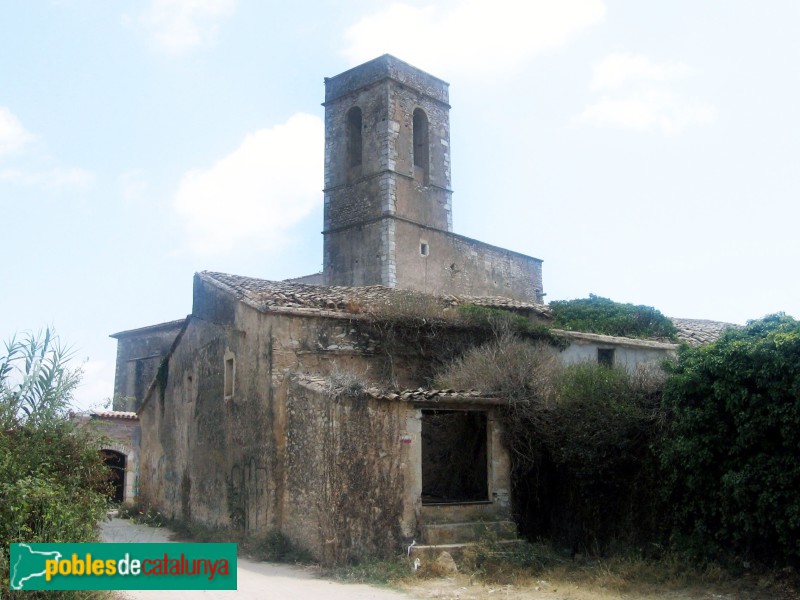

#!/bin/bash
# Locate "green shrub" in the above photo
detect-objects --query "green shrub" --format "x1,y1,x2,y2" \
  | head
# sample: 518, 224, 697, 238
533, 363, 668, 552
661, 313, 800, 565
0, 329, 112, 598
550, 295, 678, 340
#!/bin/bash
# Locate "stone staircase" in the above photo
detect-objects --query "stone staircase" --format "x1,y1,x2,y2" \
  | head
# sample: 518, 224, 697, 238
408, 504, 519, 561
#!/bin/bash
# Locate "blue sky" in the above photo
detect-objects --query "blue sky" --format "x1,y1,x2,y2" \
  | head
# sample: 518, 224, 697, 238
2, 0, 798, 410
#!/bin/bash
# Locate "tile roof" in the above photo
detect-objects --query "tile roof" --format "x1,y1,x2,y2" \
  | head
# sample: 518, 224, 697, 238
90, 410, 138, 420
670, 318, 737, 346
110, 319, 187, 339
294, 375, 504, 405
552, 329, 679, 350
200, 271, 552, 319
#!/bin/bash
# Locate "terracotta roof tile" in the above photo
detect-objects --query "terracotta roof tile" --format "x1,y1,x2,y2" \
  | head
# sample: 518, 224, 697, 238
670, 318, 737, 346
91, 410, 138, 420
294, 375, 502, 404
200, 271, 551, 319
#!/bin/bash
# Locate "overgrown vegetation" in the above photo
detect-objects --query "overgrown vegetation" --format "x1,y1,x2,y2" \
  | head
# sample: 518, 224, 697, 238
0, 329, 112, 599
661, 313, 800, 565
435, 311, 800, 575
360, 292, 564, 386
435, 335, 667, 554
550, 294, 679, 340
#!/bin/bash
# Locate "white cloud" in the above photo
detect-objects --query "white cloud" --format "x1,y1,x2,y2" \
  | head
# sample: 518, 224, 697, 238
119, 169, 150, 204
574, 90, 717, 135
174, 113, 323, 256
0, 166, 95, 189
343, 0, 606, 76
0, 106, 35, 157
590, 53, 697, 90
574, 53, 716, 135
0, 106, 95, 189
139, 0, 237, 54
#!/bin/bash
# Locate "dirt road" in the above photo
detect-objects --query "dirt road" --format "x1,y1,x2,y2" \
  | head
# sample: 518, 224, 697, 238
100, 518, 410, 600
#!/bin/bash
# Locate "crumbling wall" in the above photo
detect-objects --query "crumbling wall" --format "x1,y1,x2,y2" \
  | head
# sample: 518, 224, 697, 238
111, 320, 185, 410
282, 377, 410, 564
139, 277, 408, 539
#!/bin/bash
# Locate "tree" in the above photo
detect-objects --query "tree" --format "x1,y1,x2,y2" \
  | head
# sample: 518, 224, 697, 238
0, 328, 82, 427
661, 314, 800, 565
0, 328, 110, 597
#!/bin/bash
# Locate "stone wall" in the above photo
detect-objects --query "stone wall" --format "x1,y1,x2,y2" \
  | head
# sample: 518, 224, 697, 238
320, 55, 544, 303
81, 414, 140, 503
282, 378, 412, 563
136, 275, 515, 560
393, 219, 544, 303
110, 320, 185, 411
137, 277, 394, 536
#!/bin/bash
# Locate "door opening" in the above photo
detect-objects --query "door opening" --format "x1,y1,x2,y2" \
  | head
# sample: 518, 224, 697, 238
101, 449, 126, 503
421, 410, 488, 504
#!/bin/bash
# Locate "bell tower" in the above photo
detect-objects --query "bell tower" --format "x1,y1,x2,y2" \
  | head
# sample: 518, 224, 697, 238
322, 54, 453, 287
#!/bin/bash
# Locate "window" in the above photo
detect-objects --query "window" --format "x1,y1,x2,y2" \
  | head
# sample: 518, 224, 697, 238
224, 354, 235, 399
597, 348, 615, 368
412, 108, 429, 178
185, 372, 194, 403
420, 242, 429, 256
347, 107, 363, 168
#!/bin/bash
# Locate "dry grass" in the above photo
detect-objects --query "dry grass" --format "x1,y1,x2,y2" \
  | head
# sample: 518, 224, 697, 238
396, 556, 799, 600
433, 334, 561, 398
366, 289, 451, 324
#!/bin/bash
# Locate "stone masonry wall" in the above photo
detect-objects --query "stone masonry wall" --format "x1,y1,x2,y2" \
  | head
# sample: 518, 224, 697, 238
393, 219, 545, 303
111, 321, 184, 411
282, 378, 411, 563
138, 278, 398, 539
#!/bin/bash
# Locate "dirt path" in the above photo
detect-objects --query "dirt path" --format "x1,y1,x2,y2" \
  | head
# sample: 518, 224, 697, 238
100, 518, 410, 599
100, 519, 793, 600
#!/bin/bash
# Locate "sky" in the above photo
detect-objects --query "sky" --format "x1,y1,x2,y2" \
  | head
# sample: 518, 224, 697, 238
2, 0, 799, 411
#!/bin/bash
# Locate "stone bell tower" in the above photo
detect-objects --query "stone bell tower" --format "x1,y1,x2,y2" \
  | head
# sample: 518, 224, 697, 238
321, 55, 544, 303
322, 54, 453, 287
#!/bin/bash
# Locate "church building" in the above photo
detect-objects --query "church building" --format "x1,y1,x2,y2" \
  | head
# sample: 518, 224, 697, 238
104, 56, 701, 562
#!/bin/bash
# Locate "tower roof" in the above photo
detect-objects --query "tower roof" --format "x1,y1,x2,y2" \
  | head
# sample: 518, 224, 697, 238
324, 54, 449, 105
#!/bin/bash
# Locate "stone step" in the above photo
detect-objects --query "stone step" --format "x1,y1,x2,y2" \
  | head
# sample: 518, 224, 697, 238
408, 539, 527, 563
419, 502, 505, 524
420, 520, 517, 545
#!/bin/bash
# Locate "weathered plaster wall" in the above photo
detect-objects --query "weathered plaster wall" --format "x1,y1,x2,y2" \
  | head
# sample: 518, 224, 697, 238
139, 278, 396, 540
323, 220, 389, 287
282, 378, 411, 562
111, 321, 184, 411
557, 333, 677, 374
393, 219, 544, 303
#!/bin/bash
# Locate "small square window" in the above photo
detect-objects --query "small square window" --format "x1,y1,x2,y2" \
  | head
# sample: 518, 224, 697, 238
420, 242, 429, 256
597, 348, 615, 368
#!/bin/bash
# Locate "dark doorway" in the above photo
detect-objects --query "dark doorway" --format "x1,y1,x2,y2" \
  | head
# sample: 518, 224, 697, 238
101, 450, 126, 503
421, 410, 488, 504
